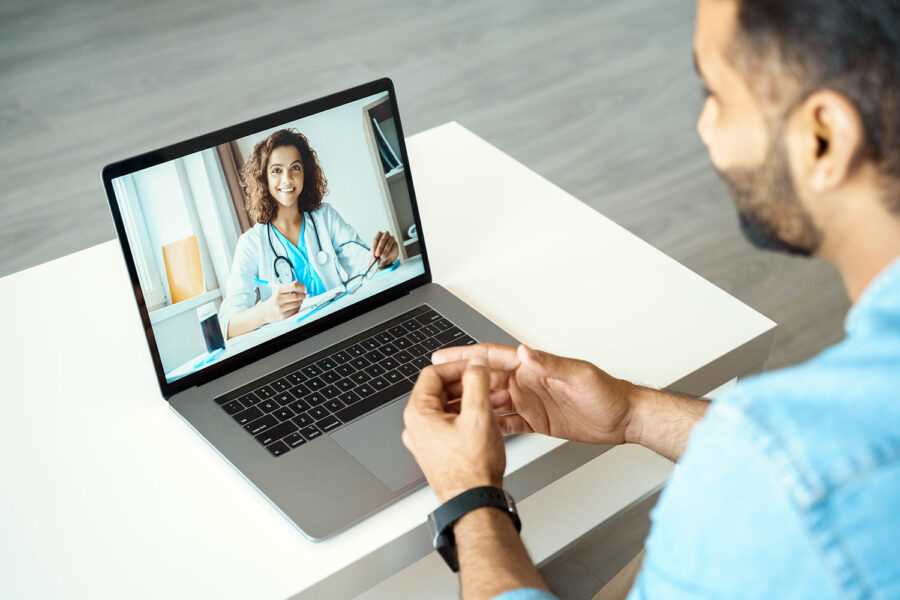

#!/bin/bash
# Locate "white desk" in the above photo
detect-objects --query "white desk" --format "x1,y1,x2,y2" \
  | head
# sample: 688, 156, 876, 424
0, 123, 775, 599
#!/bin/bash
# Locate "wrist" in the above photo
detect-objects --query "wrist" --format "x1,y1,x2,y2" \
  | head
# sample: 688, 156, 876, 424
436, 476, 502, 505
623, 382, 651, 447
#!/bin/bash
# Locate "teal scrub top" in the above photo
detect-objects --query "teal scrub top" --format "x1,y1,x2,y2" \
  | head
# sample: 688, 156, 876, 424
270, 220, 327, 297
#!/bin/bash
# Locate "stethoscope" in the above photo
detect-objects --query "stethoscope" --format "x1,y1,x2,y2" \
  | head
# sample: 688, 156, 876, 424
266, 213, 373, 287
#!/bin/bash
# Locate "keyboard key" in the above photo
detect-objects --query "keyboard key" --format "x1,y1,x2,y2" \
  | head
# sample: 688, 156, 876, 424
273, 407, 295, 421
367, 349, 386, 362
233, 406, 263, 426
412, 356, 431, 369
285, 371, 306, 386
336, 380, 415, 424
255, 385, 275, 399
309, 406, 330, 421
306, 377, 325, 390
317, 415, 342, 432
292, 412, 315, 428
306, 393, 327, 406
395, 337, 413, 350
402, 318, 421, 331
388, 325, 408, 338
289, 383, 310, 398
356, 384, 375, 397
395, 350, 413, 363
300, 425, 323, 441
324, 399, 345, 413
255, 420, 298, 446
316, 357, 337, 371
361, 337, 379, 351
284, 432, 306, 448
335, 363, 355, 377
347, 344, 365, 357
244, 414, 278, 436
380, 357, 400, 370
274, 392, 292, 406
336, 378, 355, 391
436, 327, 467, 345
259, 399, 279, 413
421, 338, 440, 352
288, 398, 311, 413
407, 330, 426, 343
455, 336, 477, 346
332, 350, 352, 364
408, 344, 428, 357
415, 311, 442, 325
350, 357, 370, 370
301, 365, 322, 378
239, 392, 261, 406
433, 318, 453, 332
385, 370, 404, 384
422, 324, 440, 337
321, 370, 340, 383
222, 399, 244, 415
365, 364, 386, 377
376, 331, 395, 344
399, 363, 418, 378
267, 441, 290, 456
380, 343, 398, 355
340, 391, 361, 405
371, 376, 389, 390
351, 371, 368, 384
270, 378, 290, 393
321, 385, 341, 399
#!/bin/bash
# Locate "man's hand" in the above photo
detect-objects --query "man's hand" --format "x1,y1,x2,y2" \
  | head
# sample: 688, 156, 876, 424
433, 343, 634, 445
402, 360, 506, 503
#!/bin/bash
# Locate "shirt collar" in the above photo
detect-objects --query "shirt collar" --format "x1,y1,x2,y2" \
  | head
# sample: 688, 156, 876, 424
844, 254, 900, 334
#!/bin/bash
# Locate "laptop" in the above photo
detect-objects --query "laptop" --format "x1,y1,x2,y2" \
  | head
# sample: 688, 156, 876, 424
102, 78, 518, 540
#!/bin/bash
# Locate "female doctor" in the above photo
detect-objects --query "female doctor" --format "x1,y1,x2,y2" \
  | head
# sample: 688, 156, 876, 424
219, 129, 399, 340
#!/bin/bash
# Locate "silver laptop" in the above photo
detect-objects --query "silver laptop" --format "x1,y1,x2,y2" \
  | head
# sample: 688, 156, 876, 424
102, 78, 517, 540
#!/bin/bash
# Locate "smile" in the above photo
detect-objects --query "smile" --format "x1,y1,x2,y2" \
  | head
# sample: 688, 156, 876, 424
278, 187, 296, 193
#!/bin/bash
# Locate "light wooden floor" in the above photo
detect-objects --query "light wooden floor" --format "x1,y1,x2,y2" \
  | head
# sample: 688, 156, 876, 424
0, 1, 850, 598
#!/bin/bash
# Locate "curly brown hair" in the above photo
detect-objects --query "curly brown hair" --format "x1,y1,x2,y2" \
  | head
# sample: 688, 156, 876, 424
240, 129, 328, 224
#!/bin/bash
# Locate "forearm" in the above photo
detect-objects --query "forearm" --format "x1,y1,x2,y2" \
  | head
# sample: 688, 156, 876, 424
624, 384, 709, 462
226, 303, 268, 339
455, 507, 550, 600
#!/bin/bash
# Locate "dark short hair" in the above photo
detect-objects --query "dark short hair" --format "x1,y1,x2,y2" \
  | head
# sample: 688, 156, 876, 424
240, 129, 328, 224
732, 0, 900, 209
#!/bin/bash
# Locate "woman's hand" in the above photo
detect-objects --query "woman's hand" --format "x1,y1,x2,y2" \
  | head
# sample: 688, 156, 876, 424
262, 281, 306, 324
372, 231, 399, 267
432, 343, 635, 445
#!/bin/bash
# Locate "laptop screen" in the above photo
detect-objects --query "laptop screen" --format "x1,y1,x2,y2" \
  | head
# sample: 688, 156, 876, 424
107, 88, 426, 384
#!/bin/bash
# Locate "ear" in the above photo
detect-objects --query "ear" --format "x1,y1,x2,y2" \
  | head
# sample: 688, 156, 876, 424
793, 90, 864, 193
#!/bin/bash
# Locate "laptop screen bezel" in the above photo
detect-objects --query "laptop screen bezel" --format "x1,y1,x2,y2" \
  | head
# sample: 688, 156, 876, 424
101, 78, 433, 399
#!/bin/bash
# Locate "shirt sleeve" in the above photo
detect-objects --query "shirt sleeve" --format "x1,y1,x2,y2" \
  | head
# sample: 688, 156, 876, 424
218, 231, 260, 339
492, 588, 559, 600
626, 400, 841, 600
322, 204, 373, 278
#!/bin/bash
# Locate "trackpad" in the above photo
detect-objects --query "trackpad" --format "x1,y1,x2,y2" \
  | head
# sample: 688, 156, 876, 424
330, 398, 424, 492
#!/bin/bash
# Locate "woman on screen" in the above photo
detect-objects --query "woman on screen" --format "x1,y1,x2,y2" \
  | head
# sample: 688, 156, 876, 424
219, 129, 399, 339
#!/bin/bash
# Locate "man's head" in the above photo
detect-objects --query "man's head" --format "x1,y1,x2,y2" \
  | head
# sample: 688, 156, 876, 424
694, 0, 900, 257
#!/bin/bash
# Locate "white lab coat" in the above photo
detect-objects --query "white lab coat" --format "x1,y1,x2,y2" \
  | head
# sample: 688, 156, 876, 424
218, 203, 373, 338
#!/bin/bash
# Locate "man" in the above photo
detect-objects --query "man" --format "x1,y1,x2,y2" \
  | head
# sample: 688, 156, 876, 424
402, 0, 900, 598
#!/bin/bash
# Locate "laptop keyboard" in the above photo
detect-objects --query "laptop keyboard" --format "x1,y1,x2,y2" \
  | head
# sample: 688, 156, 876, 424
214, 305, 477, 457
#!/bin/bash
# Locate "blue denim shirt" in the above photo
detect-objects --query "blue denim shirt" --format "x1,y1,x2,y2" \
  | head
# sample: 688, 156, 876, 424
495, 257, 900, 600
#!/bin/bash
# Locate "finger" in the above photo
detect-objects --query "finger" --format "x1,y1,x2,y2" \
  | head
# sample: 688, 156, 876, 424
409, 362, 469, 413
432, 343, 521, 370
372, 232, 383, 257
446, 389, 512, 412
496, 414, 534, 436
517, 344, 579, 381
460, 362, 491, 420
374, 232, 387, 257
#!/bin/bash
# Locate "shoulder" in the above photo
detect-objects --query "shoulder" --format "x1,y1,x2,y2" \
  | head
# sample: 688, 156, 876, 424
234, 223, 266, 253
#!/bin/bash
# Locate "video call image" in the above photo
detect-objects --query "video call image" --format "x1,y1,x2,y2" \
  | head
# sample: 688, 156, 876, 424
111, 92, 425, 383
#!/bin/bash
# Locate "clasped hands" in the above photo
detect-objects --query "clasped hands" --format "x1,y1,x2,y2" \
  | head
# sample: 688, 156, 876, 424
402, 343, 636, 503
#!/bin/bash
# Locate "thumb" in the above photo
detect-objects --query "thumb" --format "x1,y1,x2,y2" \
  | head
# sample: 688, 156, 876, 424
518, 344, 571, 381
460, 360, 491, 420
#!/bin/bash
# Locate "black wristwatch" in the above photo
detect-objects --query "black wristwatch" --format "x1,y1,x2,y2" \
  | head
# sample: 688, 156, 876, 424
427, 486, 521, 572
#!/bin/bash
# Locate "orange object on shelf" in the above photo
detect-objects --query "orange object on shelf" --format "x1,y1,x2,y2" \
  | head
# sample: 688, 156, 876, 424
162, 234, 204, 304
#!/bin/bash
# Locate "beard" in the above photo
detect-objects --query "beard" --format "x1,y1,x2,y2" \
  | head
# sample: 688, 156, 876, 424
715, 129, 822, 257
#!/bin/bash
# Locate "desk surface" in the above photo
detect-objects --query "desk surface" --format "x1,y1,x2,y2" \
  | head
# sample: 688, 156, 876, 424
0, 123, 774, 600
